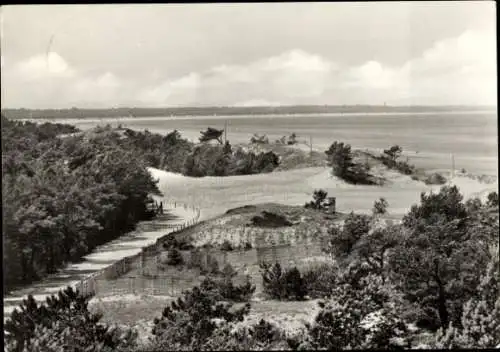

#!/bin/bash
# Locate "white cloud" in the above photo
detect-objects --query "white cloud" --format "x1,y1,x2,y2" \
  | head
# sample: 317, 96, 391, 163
2, 52, 126, 108
14, 52, 76, 80
1, 28, 496, 108
139, 49, 336, 106
138, 72, 201, 107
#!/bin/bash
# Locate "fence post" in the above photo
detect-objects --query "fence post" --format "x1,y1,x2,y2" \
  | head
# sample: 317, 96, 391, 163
272, 243, 278, 264
141, 248, 146, 276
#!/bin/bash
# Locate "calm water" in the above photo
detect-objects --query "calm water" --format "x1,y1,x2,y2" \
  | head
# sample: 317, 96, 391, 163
63, 111, 498, 175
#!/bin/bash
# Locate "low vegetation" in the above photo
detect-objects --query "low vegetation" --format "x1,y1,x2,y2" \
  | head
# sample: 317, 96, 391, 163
304, 189, 336, 212
260, 262, 308, 300
4, 286, 137, 352
325, 141, 379, 185
250, 211, 293, 228
380, 145, 416, 175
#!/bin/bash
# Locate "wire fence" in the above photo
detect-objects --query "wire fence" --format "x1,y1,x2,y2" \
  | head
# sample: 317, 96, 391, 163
74, 201, 329, 298
75, 202, 202, 297
84, 239, 326, 298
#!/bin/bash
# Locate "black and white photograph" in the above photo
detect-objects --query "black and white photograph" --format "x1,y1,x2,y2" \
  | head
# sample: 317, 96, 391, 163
1, 2, 498, 350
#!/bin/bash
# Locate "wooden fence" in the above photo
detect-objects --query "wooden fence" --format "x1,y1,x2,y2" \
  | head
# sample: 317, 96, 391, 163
75, 202, 201, 297
88, 237, 326, 297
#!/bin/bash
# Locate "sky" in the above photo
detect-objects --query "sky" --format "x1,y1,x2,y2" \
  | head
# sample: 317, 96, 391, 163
0, 2, 497, 108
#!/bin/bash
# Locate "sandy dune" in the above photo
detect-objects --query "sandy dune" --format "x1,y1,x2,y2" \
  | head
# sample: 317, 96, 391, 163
149, 165, 497, 221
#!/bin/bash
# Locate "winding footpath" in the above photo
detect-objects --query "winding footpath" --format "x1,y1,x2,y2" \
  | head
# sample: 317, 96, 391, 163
3, 199, 200, 320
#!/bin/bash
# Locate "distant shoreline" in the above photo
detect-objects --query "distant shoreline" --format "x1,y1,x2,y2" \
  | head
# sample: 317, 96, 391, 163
9, 109, 497, 123
2, 105, 496, 120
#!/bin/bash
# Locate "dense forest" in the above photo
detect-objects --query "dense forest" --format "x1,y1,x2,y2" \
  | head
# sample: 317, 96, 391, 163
2, 117, 162, 290
1, 104, 493, 120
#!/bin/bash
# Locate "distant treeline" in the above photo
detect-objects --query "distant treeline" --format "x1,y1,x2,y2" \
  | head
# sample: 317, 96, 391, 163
1, 105, 494, 120
2, 117, 161, 290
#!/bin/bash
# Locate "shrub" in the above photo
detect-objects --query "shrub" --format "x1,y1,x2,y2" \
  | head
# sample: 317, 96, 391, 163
250, 133, 269, 144
199, 127, 224, 144
383, 145, 402, 163
304, 189, 328, 210
301, 263, 340, 298
260, 263, 308, 300
251, 211, 292, 227
431, 251, 500, 348
4, 286, 135, 352
325, 141, 354, 179
424, 172, 447, 185
486, 191, 499, 208
204, 319, 289, 351
325, 141, 375, 184
166, 248, 184, 266
221, 240, 234, 251
151, 284, 251, 350
372, 197, 389, 215
326, 212, 372, 260
200, 274, 256, 303
305, 275, 410, 350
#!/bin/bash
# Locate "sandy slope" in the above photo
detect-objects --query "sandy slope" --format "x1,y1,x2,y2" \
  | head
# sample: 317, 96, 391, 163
149, 165, 497, 221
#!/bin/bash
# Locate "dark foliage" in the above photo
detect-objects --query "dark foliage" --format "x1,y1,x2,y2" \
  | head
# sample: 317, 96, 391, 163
199, 127, 224, 144
2, 119, 161, 290
379, 145, 416, 175
151, 283, 251, 350
250, 211, 292, 228
306, 275, 410, 350
304, 189, 328, 210
392, 186, 495, 330
4, 286, 136, 352
167, 248, 184, 266
221, 240, 234, 251
260, 262, 308, 300
325, 141, 376, 184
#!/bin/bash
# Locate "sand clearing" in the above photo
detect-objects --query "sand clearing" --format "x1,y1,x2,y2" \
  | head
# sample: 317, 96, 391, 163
150, 163, 497, 222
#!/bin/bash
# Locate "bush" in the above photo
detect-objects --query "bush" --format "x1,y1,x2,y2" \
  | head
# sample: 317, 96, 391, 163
204, 319, 290, 351
201, 273, 256, 303
372, 197, 389, 215
221, 240, 234, 251
302, 263, 340, 298
166, 248, 184, 266
151, 284, 250, 350
4, 286, 135, 352
260, 263, 308, 300
304, 189, 328, 210
251, 211, 292, 227
486, 191, 499, 208
305, 275, 410, 350
326, 212, 372, 260
325, 141, 375, 184
424, 172, 447, 185
250, 133, 269, 144
431, 251, 500, 348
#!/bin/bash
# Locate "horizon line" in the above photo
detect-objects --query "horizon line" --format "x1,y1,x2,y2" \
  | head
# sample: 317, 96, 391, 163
2, 104, 497, 111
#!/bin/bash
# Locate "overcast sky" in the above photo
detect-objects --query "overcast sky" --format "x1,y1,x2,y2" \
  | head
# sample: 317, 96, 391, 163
0, 2, 496, 108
